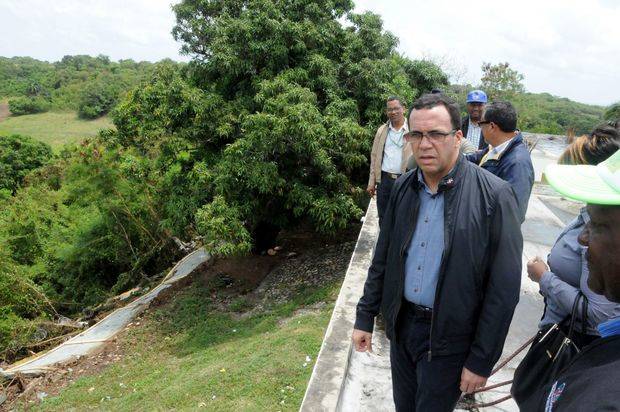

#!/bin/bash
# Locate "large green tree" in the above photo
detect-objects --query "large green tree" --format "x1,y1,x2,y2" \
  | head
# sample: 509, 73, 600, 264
480, 62, 525, 100
112, 0, 449, 254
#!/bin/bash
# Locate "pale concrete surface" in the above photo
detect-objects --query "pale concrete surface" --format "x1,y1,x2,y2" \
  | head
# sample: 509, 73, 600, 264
302, 185, 580, 411
300, 201, 382, 411
1, 249, 211, 379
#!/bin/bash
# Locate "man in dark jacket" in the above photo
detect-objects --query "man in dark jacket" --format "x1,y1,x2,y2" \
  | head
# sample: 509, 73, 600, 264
461, 89, 489, 150
466, 101, 534, 222
351, 93, 523, 411
520, 148, 620, 411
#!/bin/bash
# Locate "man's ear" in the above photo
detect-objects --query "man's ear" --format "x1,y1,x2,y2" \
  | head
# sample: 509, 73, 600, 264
454, 129, 463, 147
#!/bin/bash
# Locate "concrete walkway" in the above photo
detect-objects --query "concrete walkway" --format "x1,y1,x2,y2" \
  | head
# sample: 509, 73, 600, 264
302, 186, 580, 411
1, 249, 211, 379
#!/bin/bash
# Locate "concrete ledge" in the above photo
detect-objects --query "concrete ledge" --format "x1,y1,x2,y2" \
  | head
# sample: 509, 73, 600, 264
1, 248, 211, 380
300, 200, 379, 411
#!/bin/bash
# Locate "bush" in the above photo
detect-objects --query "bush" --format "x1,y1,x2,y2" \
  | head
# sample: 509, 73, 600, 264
0, 134, 53, 193
8, 96, 50, 115
77, 80, 118, 119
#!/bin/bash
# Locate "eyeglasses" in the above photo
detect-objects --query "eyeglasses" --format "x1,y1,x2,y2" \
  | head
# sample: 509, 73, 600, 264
386, 107, 403, 113
478, 121, 491, 125
405, 129, 457, 142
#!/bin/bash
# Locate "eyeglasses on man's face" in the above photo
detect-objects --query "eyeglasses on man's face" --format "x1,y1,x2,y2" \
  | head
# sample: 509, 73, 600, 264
478, 120, 491, 125
405, 129, 457, 142
386, 106, 403, 113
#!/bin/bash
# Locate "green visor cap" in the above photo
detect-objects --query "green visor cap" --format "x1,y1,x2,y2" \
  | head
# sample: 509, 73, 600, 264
545, 149, 620, 205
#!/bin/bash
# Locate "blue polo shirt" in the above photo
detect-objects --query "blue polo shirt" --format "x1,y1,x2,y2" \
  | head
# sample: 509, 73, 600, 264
403, 170, 445, 308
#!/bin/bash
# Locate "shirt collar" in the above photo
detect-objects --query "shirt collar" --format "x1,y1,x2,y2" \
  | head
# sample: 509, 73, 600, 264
389, 119, 408, 133
487, 136, 515, 160
415, 157, 460, 194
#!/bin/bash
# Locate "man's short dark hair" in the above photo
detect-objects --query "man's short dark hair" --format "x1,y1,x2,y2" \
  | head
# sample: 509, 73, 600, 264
483, 101, 517, 132
387, 96, 405, 107
409, 93, 461, 130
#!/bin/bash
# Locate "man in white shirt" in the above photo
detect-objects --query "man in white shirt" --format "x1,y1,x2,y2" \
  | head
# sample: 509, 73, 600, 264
367, 96, 411, 224
461, 90, 488, 150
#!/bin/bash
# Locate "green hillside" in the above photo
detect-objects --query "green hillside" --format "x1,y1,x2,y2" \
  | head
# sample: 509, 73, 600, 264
0, 111, 113, 150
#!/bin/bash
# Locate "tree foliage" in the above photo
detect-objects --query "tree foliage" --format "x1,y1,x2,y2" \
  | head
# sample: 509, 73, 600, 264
0, 134, 53, 194
0, 55, 167, 114
0, 0, 450, 356
480, 62, 525, 100
8, 96, 50, 115
604, 102, 620, 121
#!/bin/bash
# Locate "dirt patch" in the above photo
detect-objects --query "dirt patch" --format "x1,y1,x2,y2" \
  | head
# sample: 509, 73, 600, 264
0, 102, 9, 123
1, 225, 360, 409
1, 333, 129, 410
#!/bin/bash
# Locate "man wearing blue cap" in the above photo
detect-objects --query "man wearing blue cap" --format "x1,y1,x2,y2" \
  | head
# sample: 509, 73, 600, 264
519, 142, 620, 411
462, 90, 489, 150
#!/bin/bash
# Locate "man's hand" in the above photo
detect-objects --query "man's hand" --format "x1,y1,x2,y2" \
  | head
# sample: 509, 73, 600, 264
527, 256, 548, 283
366, 185, 375, 197
352, 329, 373, 352
460, 367, 487, 394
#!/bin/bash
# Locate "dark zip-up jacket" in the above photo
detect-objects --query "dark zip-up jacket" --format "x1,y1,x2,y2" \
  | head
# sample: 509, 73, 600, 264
519, 335, 620, 411
354, 156, 523, 377
466, 133, 534, 223
461, 115, 489, 150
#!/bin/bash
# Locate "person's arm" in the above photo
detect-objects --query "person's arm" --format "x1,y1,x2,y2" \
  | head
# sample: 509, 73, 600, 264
498, 160, 534, 222
539, 249, 620, 327
354, 177, 399, 334
465, 149, 486, 165
464, 183, 522, 377
460, 138, 476, 155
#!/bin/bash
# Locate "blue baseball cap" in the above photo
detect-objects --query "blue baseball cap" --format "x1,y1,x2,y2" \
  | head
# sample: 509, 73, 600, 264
466, 90, 488, 103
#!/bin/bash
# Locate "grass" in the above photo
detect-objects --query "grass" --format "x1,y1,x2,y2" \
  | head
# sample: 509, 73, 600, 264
32, 278, 340, 411
0, 111, 114, 151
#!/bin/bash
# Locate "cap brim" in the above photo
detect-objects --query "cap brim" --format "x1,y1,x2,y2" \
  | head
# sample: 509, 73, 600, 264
545, 164, 620, 205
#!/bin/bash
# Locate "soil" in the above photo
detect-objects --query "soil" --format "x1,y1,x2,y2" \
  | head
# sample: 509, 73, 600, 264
0, 224, 361, 410
0, 102, 9, 123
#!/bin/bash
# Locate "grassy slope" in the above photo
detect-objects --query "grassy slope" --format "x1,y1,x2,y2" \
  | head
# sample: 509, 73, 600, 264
0, 111, 114, 151
34, 279, 339, 411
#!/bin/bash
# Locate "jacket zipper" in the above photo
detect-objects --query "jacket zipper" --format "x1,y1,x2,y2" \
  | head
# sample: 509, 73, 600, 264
397, 200, 419, 338
427, 187, 456, 362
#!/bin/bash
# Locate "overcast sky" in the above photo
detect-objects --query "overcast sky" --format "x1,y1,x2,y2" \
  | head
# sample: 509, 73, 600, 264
0, 0, 618, 106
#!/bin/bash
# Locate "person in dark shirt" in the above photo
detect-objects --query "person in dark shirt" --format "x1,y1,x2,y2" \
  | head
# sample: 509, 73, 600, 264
519, 137, 620, 411
466, 101, 534, 222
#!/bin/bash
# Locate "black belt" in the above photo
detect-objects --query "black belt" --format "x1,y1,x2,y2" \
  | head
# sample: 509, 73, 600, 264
381, 171, 401, 180
403, 300, 433, 320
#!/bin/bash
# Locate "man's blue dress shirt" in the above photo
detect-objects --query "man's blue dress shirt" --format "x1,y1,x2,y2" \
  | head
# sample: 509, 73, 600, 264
403, 170, 445, 308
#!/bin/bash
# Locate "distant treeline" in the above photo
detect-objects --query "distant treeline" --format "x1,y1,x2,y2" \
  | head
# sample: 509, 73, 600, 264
0, 55, 182, 118
449, 85, 606, 136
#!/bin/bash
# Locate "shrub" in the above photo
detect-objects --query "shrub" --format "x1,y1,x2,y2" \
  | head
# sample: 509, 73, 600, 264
77, 80, 118, 119
7, 96, 50, 115
0, 134, 53, 193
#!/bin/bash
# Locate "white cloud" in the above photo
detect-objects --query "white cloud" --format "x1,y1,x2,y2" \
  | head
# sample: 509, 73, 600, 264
0, 0, 188, 62
0, 0, 618, 105
354, 0, 620, 106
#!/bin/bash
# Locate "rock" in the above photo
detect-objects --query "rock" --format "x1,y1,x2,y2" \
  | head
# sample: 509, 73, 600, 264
36, 391, 48, 401
273, 246, 283, 251
286, 252, 298, 259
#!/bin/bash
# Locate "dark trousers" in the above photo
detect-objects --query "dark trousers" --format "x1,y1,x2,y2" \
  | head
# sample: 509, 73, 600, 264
376, 172, 397, 226
390, 304, 467, 412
